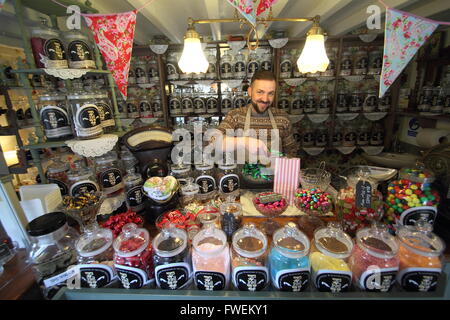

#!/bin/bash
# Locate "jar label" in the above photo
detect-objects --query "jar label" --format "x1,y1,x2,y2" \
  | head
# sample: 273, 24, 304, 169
207, 98, 218, 111
194, 271, 226, 291
40, 105, 72, 138
70, 180, 99, 196
148, 67, 158, 79
181, 98, 193, 112
47, 178, 68, 196
219, 174, 240, 194
100, 168, 123, 192
115, 264, 152, 289
44, 38, 66, 61
43, 266, 79, 289
313, 269, 352, 292
356, 57, 368, 70
365, 95, 378, 107
233, 266, 268, 291
75, 103, 102, 137
359, 267, 398, 292
234, 98, 246, 109
319, 98, 331, 109
155, 262, 192, 290
166, 63, 178, 76
96, 102, 115, 128
135, 67, 147, 83
208, 63, 216, 74
68, 40, 95, 68
234, 62, 246, 73
77, 264, 116, 289
127, 102, 138, 113
278, 99, 290, 110
344, 132, 357, 143
332, 133, 343, 144
221, 98, 232, 110
337, 94, 347, 107
196, 175, 216, 194
247, 62, 259, 74
220, 63, 232, 75
194, 98, 206, 112
370, 132, 384, 145
261, 61, 272, 71
169, 99, 181, 112
292, 99, 304, 110
398, 206, 437, 226
358, 132, 370, 144
316, 133, 327, 145
280, 61, 292, 73
341, 59, 352, 70
126, 185, 145, 209
356, 180, 372, 208
303, 132, 315, 145
140, 101, 152, 114
396, 267, 441, 292
274, 268, 310, 292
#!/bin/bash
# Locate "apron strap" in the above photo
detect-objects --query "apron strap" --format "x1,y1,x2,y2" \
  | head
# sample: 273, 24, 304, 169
243, 105, 278, 134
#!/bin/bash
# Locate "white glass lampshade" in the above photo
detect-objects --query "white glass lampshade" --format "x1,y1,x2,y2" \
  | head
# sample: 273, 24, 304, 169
178, 37, 209, 74
297, 34, 329, 74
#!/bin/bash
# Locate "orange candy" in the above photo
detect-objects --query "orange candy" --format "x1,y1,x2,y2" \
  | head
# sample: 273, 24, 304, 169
398, 245, 441, 270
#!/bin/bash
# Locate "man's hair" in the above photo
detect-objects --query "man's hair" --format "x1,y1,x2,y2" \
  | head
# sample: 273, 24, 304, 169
250, 70, 276, 86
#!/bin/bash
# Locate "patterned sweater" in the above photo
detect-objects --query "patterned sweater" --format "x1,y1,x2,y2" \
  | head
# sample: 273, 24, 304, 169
216, 105, 299, 157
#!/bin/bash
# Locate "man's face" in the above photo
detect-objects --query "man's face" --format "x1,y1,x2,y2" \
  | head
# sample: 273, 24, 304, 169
248, 79, 276, 114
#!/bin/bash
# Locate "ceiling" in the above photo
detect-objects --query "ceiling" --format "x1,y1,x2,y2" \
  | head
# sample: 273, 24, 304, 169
90, 0, 450, 45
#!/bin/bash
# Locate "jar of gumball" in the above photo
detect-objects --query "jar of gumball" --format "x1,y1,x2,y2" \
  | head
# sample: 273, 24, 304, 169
384, 164, 440, 232
113, 223, 154, 289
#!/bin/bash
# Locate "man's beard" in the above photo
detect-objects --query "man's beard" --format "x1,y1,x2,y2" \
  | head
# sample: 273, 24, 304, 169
251, 99, 271, 114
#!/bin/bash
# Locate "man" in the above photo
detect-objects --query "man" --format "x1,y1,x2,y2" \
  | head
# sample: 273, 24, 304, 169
216, 70, 299, 159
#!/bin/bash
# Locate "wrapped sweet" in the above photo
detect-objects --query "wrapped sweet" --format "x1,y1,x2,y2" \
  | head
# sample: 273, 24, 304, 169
294, 188, 333, 216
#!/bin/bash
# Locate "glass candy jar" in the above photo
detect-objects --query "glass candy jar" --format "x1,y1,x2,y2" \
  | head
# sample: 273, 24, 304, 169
348, 223, 399, 292
124, 167, 145, 213
318, 89, 332, 114
67, 81, 103, 139
368, 50, 382, 75
27, 212, 79, 299
38, 91, 72, 140
64, 30, 96, 69
304, 92, 317, 114
75, 225, 115, 288
152, 227, 192, 290
363, 89, 378, 113
220, 196, 242, 241
280, 52, 292, 79
337, 170, 384, 235
170, 163, 192, 187
247, 51, 259, 80
310, 222, 353, 292
349, 89, 363, 113
269, 223, 311, 292
396, 219, 445, 292
30, 22, 68, 69
220, 50, 233, 79
290, 91, 305, 115
339, 51, 353, 76
206, 53, 217, 79
384, 166, 440, 231
94, 152, 124, 197
113, 223, 154, 289
192, 225, 230, 290
231, 223, 269, 291
336, 88, 349, 113
166, 53, 180, 80
94, 89, 115, 133
67, 160, 99, 197
134, 59, 149, 84
234, 51, 246, 79
46, 157, 69, 196
216, 163, 240, 197
195, 163, 216, 201
353, 50, 368, 75
277, 91, 290, 113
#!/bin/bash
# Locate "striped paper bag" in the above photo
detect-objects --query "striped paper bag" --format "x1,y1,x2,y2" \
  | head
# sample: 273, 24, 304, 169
273, 157, 301, 206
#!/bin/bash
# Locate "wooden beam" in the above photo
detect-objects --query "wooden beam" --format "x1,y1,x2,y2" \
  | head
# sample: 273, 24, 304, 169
127, 0, 185, 43
203, 0, 222, 41
324, 0, 422, 36
288, 0, 353, 38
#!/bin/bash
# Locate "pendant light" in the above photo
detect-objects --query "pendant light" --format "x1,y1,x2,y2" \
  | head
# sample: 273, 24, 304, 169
178, 26, 209, 74
297, 22, 329, 74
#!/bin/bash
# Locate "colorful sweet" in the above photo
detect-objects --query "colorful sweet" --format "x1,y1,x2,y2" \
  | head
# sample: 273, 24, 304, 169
310, 252, 350, 272
143, 176, 178, 201
252, 192, 288, 217
155, 209, 199, 231
294, 188, 333, 215
337, 187, 384, 236
100, 209, 143, 238
384, 179, 440, 231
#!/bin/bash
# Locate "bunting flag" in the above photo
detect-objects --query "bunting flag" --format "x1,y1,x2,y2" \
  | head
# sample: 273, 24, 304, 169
256, 0, 278, 16
273, 157, 301, 206
83, 11, 137, 100
226, 0, 256, 26
379, 8, 439, 98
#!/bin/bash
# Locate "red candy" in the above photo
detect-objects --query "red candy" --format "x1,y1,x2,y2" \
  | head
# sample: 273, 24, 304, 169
156, 209, 199, 230
101, 209, 144, 238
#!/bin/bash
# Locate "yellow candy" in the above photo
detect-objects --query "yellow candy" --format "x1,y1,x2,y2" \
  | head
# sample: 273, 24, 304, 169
411, 185, 418, 190
405, 189, 413, 195
310, 252, 350, 272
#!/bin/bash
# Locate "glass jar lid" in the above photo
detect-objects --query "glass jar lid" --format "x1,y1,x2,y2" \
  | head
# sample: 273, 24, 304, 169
218, 163, 237, 170
113, 223, 150, 258
27, 211, 67, 237
232, 223, 267, 259
181, 177, 200, 196
220, 196, 242, 216
313, 221, 353, 259
64, 30, 89, 41
95, 152, 117, 165
192, 224, 227, 257
195, 163, 214, 171
356, 223, 398, 259
171, 163, 191, 174
152, 226, 188, 258
76, 225, 113, 258
399, 164, 435, 184
39, 93, 66, 101
397, 219, 445, 257
273, 222, 310, 258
